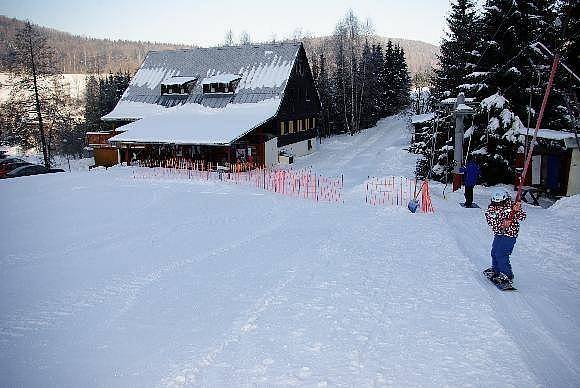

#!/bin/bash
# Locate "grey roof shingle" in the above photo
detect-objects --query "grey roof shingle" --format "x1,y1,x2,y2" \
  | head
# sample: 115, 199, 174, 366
103, 42, 300, 121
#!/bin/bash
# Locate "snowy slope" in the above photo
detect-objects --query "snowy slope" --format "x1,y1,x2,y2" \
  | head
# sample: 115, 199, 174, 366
1, 116, 579, 387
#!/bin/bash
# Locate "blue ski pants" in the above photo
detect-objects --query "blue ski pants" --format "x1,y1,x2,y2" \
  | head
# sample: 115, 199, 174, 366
491, 235, 517, 279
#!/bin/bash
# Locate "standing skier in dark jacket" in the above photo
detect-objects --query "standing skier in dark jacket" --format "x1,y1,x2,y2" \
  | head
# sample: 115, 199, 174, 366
459, 155, 480, 207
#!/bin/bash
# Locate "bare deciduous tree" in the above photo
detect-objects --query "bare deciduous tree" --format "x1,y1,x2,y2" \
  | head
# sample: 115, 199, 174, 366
240, 31, 251, 45
10, 21, 60, 167
223, 29, 234, 46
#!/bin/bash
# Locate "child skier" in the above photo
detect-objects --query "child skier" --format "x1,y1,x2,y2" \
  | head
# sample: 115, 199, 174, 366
484, 188, 526, 285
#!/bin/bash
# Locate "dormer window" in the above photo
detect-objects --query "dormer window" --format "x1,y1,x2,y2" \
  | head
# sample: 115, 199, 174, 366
202, 74, 241, 94
161, 76, 197, 95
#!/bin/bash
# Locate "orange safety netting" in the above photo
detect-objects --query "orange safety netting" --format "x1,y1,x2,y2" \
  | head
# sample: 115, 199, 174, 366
365, 176, 435, 213
129, 158, 344, 204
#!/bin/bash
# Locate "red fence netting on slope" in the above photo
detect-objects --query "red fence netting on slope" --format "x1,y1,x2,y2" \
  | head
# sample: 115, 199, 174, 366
365, 176, 435, 213
130, 158, 344, 204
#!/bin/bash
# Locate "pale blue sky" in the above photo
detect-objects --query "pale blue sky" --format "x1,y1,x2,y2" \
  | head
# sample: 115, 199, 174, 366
1, 0, 450, 46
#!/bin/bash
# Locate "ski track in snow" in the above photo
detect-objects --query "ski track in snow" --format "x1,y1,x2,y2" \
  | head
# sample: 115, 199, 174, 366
440, 192, 580, 386
1, 115, 578, 387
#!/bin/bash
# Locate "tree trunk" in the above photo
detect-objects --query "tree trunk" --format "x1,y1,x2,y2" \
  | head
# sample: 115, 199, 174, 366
29, 33, 50, 169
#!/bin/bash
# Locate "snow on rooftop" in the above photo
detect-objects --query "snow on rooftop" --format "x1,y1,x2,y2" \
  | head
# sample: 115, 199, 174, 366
514, 127, 576, 141
101, 100, 167, 121
411, 113, 435, 124
456, 103, 475, 113
481, 93, 507, 110
237, 55, 294, 90
108, 98, 280, 145
201, 73, 242, 85
131, 67, 178, 90
440, 97, 476, 105
161, 76, 198, 85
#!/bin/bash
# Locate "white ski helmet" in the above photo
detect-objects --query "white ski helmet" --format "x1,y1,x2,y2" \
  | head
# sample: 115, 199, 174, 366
491, 188, 510, 203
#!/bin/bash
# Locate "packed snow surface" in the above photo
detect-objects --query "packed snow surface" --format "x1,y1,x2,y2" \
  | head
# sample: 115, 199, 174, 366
1, 116, 579, 387
411, 112, 435, 124
108, 98, 280, 145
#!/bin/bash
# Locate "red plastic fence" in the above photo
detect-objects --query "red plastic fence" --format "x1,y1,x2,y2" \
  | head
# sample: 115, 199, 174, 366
130, 158, 344, 204
365, 176, 435, 213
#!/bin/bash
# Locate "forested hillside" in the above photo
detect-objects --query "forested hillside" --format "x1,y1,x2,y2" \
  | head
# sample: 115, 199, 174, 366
304, 35, 437, 75
0, 16, 192, 73
0, 15, 437, 76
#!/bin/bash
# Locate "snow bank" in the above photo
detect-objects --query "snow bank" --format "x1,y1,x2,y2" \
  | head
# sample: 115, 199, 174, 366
109, 98, 281, 145
549, 194, 580, 218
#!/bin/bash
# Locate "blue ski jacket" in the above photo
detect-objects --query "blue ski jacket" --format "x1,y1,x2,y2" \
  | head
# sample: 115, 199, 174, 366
460, 161, 480, 188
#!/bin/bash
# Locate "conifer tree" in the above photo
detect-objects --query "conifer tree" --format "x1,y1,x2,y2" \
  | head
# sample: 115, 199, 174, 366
433, 0, 480, 100
393, 44, 412, 112
412, 0, 480, 181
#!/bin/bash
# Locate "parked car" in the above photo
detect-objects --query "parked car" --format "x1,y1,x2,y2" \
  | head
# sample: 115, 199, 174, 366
3, 164, 65, 179
0, 161, 33, 177
0, 157, 26, 167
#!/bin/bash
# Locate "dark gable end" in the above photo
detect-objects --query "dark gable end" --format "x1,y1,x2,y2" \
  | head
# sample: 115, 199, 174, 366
275, 44, 322, 147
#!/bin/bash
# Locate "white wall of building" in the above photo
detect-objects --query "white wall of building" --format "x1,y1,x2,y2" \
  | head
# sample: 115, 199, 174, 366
567, 148, 580, 196
264, 137, 278, 167
279, 138, 316, 159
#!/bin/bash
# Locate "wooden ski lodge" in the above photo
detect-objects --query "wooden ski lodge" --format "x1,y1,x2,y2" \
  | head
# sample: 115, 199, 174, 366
88, 42, 321, 168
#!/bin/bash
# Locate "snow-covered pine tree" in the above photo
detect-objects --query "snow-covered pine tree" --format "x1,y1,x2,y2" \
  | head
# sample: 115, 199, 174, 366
433, 0, 480, 100
467, 0, 565, 185
413, 0, 480, 181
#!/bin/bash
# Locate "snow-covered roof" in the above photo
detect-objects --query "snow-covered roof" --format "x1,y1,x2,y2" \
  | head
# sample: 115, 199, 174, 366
411, 113, 435, 124
201, 74, 241, 85
514, 127, 576, 141
102, 100, 166, 121
102, 42, 300, 121
108, 98, 280, 146
440, 97, 476, 105
456, 103, 475, 114
161, 76, 198, 85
